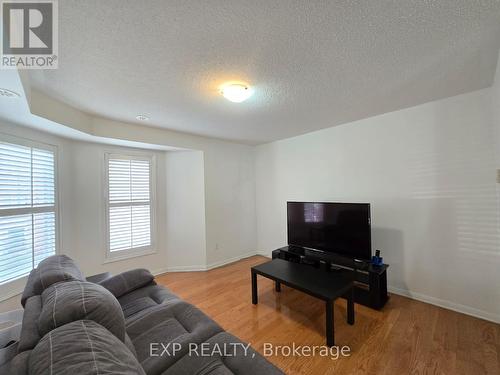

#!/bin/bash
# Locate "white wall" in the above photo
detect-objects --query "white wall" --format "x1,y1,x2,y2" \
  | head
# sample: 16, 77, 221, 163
203, 142, 257, 267
165, 151, 207, 270
82, 118, 258, 268
256, 87, 500, 323
494, 55, 500, 165
65, 141, 169, 276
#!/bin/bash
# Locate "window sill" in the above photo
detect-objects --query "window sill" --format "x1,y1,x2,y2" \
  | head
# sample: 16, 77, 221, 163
103, 249, 157, 264
0, 287, 23, 303
0, 276, 28, 303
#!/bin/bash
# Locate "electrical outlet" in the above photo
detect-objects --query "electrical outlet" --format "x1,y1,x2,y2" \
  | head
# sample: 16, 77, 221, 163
497, 169, 500, 183
215, 243, 219, 251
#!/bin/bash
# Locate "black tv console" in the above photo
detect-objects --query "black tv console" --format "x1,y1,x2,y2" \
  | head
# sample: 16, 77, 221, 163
272, 246, 389, 309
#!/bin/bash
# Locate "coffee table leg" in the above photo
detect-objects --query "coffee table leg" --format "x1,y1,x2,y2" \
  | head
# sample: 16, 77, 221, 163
251, 271, 258, 304
347, 287, 355, 325
275, 281, 281, 292
326, 300, 334, 346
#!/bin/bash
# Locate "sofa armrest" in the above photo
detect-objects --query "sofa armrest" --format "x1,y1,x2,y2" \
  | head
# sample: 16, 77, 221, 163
99, 269, 155, 299
86, 272, 112, 284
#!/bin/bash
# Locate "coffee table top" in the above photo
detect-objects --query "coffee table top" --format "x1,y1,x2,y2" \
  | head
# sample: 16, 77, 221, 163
251, 259, 354, 301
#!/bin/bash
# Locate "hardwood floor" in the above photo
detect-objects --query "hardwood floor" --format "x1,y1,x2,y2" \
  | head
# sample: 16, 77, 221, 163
156, 256, 500, 375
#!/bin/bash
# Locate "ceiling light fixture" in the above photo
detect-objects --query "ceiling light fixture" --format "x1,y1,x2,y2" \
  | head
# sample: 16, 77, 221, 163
221, 83, 252, 103
136, 114, 150, 121
0, 88, 21, 98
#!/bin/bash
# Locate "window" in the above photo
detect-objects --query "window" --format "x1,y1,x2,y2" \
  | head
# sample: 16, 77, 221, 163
0, 140, 56, 284
105, 154, 154, 258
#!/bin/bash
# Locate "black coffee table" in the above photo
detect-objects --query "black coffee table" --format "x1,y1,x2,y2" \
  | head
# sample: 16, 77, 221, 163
251, 259, 355, 346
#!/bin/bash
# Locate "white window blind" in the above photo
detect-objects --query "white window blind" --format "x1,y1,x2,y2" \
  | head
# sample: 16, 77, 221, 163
0, 141, 56, 284
106, 155, 152, 254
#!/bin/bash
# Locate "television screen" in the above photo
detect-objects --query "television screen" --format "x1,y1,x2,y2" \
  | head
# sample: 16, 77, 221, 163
287, 202, 372, 261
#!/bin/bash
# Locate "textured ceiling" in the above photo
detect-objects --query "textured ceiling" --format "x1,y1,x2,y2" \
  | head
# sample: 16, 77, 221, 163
28, 0, 500, 144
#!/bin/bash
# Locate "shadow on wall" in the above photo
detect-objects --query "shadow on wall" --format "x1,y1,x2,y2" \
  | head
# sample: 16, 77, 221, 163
371, 226, 406, 292
408, 97, 500, 262
370, 195, 461, 299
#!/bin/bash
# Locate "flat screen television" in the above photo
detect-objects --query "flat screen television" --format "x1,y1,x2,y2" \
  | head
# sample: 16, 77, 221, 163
287, 202, 372, 261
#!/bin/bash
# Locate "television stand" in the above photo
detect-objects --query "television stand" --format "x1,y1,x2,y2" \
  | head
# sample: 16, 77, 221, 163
272, 246, 389, 309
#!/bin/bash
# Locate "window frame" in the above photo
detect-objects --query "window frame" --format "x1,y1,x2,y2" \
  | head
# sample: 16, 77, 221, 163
0, 133, 60, 292
104, 152, 157, 262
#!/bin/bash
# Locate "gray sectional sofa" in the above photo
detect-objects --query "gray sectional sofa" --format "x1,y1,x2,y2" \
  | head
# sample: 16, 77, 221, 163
1, 255, 283, 374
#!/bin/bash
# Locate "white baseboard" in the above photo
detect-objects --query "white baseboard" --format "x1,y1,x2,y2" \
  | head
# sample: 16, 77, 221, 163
206, 251, 258, 270
152, 264, 206, 274
388, 286, 500, 324
153, 251, 261, 276
256, 250, 271, 257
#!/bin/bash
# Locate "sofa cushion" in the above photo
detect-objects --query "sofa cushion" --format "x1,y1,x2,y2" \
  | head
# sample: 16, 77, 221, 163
124, 332, 138, 359
86, 271, 112, 284
99, 268, 155, 299
0, 350, 30, 375
122, 296, 158, 318
29, 320, 145, 375
38, 280, 125, 342
118, 284, 180, 319
20, 269, 38, 309
21, 255, 85, 307
126, 301, 223, 373
18, 296, 42, 352
162, 332, 284, 375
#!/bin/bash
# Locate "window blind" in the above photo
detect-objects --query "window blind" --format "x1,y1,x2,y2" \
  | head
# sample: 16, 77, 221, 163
0, 142, 56, 284
107, 157, 152, 253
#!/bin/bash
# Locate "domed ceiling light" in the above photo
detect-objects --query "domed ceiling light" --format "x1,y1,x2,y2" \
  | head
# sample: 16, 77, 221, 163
221, 83, 252, 103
